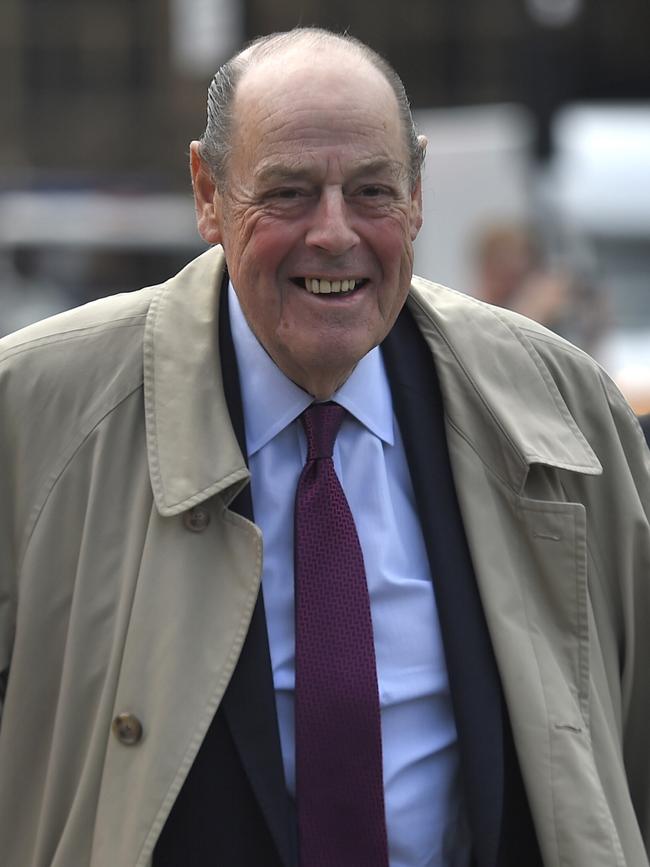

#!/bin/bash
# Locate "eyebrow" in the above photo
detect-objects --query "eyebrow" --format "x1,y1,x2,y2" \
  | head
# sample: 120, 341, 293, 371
348, 159, 407, 182
254, 158, 407, 186
255, 165, 314, 185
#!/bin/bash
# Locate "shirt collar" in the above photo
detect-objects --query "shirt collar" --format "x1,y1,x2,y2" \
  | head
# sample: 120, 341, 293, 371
228, 281, 395, 456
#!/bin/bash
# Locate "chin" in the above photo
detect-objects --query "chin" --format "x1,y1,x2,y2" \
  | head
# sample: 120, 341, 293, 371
317, 336, 375, 368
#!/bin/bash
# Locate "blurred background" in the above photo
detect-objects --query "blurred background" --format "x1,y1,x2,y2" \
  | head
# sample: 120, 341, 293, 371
1, 0, 649, 409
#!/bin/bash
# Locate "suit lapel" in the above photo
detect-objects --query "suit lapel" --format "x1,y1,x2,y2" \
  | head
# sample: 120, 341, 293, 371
382, 306, 506, 867
218, 275, 297, 867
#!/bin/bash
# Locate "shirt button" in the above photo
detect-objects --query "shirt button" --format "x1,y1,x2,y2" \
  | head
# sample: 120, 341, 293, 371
183, 505, 211, 532
112, 713, 144, 746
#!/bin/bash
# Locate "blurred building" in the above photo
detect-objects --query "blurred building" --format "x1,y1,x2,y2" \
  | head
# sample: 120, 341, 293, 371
1, 0, 649, 402
2, 0, 650, 185
1, 0, 215, 188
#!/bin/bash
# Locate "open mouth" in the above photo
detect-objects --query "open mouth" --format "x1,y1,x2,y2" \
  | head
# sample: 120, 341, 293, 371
291, 277, 368, 295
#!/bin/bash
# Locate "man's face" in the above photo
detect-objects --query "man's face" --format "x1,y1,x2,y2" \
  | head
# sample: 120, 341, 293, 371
192, 48, 423, 398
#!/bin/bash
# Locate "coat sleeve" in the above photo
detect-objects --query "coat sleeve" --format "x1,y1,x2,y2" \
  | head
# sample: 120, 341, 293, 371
599, 374, 650, 847
0, 354, 18, 726
533, 326, 650, 855
563, 360, 650, 853
0, 334, 50, 726
639, 413, 650, 448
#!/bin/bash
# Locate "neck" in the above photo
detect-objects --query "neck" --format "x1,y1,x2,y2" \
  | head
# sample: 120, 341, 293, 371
293, 368, 354, 401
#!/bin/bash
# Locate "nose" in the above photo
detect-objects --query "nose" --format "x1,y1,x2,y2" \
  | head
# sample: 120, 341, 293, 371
304, 188, 360, 255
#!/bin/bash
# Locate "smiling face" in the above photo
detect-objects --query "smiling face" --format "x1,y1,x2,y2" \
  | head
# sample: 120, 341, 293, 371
191, 46, 423, 398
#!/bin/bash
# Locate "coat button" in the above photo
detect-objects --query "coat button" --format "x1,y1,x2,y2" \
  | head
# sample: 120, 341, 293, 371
183, 505, 210, 532
112, 713, 143, 746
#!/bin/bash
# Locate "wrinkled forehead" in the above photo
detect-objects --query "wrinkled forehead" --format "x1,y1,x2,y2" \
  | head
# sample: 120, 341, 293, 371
229, 47, 407, 175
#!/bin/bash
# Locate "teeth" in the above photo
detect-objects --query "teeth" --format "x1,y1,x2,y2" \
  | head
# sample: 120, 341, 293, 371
305, 278, 360, 294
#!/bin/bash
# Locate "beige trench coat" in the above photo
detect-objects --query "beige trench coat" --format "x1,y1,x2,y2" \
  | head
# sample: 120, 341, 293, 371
1, 246, 649, 866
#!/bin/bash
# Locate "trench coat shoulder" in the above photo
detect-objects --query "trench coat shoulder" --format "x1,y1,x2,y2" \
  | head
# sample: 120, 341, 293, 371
409, 271, 600, 374
0, 284, 154, 384
0, 287, 155, 545
0, 285, 155, 407
408, 272, 650, 462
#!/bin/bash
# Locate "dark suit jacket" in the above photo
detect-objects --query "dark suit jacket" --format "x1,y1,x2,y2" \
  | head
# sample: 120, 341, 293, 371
639, 414, 650, 448
153, 284, 541, 867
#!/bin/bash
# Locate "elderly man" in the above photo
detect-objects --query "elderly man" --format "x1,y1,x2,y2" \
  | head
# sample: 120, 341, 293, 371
1, 28, 649, 867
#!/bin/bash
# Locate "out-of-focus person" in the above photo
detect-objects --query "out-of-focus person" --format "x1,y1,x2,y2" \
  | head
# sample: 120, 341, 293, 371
473, 222, 608, 354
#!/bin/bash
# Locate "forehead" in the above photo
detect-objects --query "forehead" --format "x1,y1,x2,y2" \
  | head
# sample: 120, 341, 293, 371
229, 48, 408, 179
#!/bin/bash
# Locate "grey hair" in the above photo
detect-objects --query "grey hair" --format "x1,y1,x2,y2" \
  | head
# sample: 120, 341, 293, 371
198, 28, 425, 191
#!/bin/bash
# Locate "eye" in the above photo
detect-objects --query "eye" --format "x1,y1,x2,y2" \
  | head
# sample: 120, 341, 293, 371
350, 183, 400, 203
267, 187, 308, 200
358, 185, 387, 198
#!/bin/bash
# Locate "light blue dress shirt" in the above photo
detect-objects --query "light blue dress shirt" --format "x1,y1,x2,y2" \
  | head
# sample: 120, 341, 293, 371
229, 283, 471, 866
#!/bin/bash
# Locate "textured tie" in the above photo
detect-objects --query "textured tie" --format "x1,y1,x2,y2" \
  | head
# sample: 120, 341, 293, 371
294, 402, 389, 867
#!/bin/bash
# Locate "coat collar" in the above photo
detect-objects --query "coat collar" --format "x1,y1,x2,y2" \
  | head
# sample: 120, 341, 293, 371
408, 277, 602, 493
144, 246, 249, 516
143, 247, 601, 515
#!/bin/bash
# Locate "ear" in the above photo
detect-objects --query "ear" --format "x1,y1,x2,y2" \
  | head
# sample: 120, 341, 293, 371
409, 135, 427, 241
189, 141, 224, 245
409, 173, 424, 241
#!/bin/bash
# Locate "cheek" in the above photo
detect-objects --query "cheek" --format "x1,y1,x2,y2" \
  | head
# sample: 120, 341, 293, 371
371, 214, 415, 269
237, 216, 302, 278
245, 226, 287, 268
226, 217, 302, 339
370, 215, 414, 316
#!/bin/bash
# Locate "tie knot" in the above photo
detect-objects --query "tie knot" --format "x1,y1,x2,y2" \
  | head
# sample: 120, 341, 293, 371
301, 402, 345, 460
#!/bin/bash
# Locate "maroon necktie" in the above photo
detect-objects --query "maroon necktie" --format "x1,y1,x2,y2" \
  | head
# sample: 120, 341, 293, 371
294, 402, 389, 867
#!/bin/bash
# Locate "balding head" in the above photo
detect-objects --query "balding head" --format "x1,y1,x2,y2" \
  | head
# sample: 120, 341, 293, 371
198, 28, 425, 191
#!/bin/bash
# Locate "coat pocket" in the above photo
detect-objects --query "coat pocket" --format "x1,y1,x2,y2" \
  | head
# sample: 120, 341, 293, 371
517, 499, 626, 866
518, 498, 589, 727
